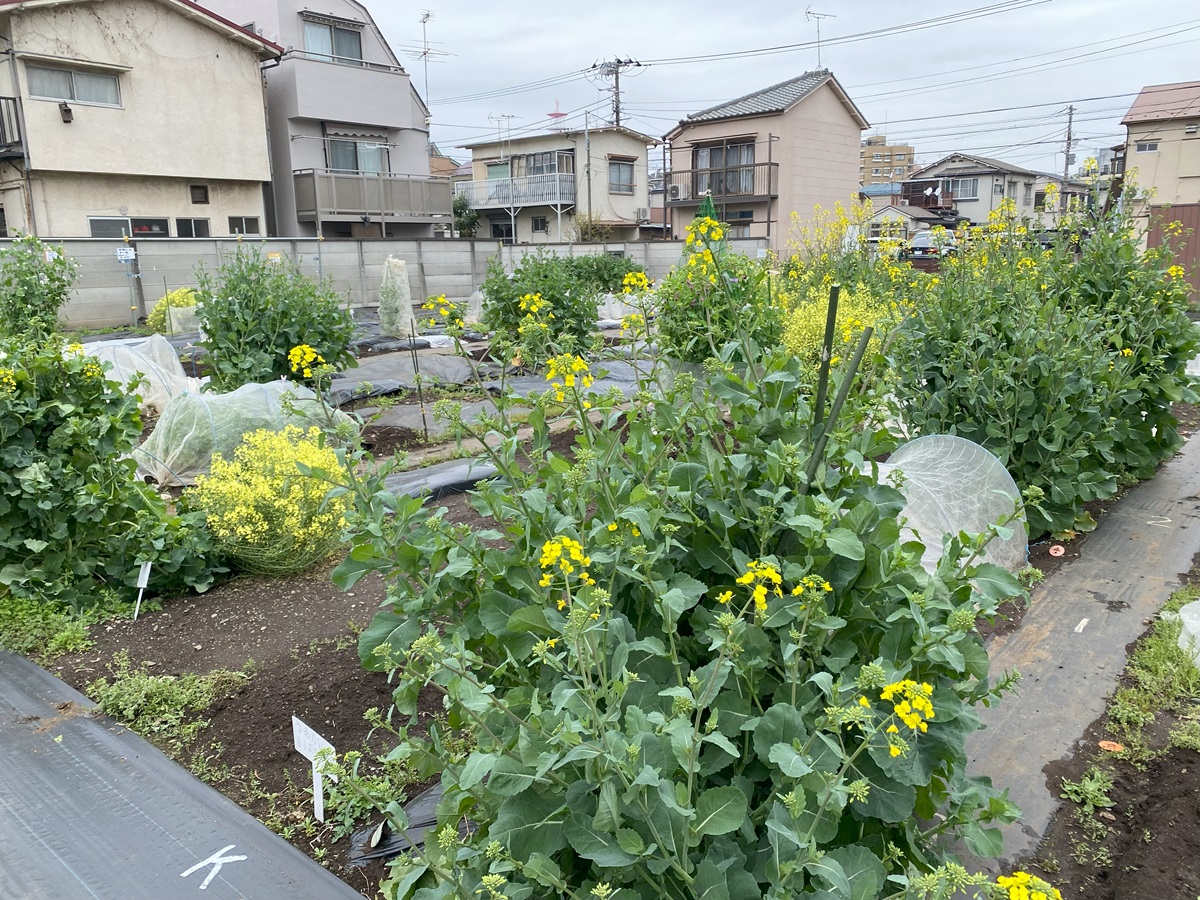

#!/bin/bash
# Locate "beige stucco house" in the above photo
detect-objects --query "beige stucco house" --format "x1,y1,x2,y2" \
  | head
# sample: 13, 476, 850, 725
1121, 81, 1200, 209
0, 0, 279, 238
903, 153, 1088, 228
456, 124, 656, 244
664, 70, 868, 251
201, 0, 451, 238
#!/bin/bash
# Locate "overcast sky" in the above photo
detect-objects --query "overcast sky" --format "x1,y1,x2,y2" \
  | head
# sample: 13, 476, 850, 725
367, 0, 1198, 176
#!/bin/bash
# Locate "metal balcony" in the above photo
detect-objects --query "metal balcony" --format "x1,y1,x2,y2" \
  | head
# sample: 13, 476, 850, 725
455, 173, 576, 210
664, 162, 779, 205
293, 169, 452, 223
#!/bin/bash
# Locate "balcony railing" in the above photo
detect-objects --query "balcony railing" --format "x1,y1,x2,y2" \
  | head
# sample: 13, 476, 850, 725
455, 173, 576, 209
664, 162, 778, 204
900, 181, 955, 209
293, 169, 452, 222
0, 97, 23, 159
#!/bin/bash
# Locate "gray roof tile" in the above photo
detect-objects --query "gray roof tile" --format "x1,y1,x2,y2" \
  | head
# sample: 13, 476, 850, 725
686, 70, 831, 123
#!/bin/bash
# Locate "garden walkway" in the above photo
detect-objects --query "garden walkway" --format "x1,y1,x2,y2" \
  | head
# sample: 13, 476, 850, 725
0, 651, 364, 899
965, 433, 1200, 868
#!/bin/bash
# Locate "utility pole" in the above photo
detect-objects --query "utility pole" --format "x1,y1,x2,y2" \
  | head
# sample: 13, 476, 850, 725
1061, 104, 1075, 213
592, 58, 642, 127
584, 110, 592, 223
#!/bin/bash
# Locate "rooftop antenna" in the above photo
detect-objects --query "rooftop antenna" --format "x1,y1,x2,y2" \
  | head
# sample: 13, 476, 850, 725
419, 11, 433, 102
488, 113, 516, 158
805, 7, 836, 68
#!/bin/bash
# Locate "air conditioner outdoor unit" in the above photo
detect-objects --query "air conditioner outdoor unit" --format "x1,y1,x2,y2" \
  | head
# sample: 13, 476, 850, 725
668, 184, 686, 201
635, 207, 650, 223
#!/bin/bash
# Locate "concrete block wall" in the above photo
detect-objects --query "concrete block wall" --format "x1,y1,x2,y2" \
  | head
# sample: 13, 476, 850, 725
13, 237, 768, 328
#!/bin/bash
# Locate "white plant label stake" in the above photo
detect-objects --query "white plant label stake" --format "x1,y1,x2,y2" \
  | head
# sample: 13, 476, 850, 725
133, 561, 152, 621
292, 716, 337, 822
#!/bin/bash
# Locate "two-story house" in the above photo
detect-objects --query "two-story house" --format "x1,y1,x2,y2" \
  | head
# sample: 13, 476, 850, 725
0, 0, 278, 238
903, 153, 1088, 227
664, 69, 868, 251
456, 124, 656, 244
1121, 81, 1200, 294
202, 0, 451, 238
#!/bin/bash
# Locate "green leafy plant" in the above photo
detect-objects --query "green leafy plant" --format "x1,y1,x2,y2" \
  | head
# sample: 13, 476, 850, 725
453, 193, 479, 238
0, 233, 79, 337
183, 424, 351, 576
0, 334, 223, 611
88, 650, 249, 743
888, 197, 1198, 535
480, 252, 644, 367
1059, 766, 1114, 815
653, 208, 782, 363
146, 287, 198, 334
333, 227, 1027, 897
195, 246, 356, 391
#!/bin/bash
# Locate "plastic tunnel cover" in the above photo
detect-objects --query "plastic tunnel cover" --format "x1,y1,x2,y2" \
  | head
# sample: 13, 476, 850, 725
76, 333, 204, 413
874, 434, 1027, 574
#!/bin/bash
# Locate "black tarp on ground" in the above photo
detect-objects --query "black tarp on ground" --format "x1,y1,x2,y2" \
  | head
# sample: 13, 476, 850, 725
0, 652, 365, 899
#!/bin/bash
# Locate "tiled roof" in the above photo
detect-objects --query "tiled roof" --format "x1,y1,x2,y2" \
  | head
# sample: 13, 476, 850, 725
685, 70, 832, 123
1122, 81, 1200, 125
912, 153, 1039, 179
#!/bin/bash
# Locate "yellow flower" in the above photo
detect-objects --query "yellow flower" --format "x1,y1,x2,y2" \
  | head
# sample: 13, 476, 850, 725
1121, 347, 1133, 357
287, 344, 324, 377
717, 590, 733, 604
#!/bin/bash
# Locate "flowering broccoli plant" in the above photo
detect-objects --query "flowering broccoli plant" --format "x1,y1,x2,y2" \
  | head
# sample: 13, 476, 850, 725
335, 276, 1028, 899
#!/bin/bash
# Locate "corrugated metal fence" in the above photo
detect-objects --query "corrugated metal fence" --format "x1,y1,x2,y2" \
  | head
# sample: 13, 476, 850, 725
1148, 203, 1200, 298
13, 237, 768, 328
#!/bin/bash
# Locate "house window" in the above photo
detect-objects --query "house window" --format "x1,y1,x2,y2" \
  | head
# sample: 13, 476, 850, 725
303, 17, 363, 64
872, 153, 882, 161
190, 185, 209, 204
608, 158, 635, 195
329, 139, 386, 174
727, 224, 751, 238
1136, 141, 1158, 152
1034, 190, 1047, 210
893, 167, 904, 175
27, 64, 120, 106
895, 153, 906, 161
1187, 124, 1199, 135
89, 217, 131, 238
693, 140, 755, 196
943, 177, 979, 200
994, 181, 1005, 195
872, 168, 881, 176
531, 216, 548, 233
523, 152, 556, 176
1024, 184, 1033, 206
228, 216, 260, 235
176, 218, 210, 238
489, 218, 513, 244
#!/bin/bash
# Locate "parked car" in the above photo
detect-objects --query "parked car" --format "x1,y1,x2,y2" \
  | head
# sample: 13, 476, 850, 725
902, 231, 958, 259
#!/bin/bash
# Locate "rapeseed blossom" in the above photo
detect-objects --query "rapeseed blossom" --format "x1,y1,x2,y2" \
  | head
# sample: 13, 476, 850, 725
287, 343, 324, 379
995, 870, 1063, 900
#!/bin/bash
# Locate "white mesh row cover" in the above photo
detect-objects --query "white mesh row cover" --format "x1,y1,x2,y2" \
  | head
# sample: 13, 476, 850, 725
874, 434, 1027, 574
596, 292, 644, 322
135, 381, 351, 486
78, 334, 205, 414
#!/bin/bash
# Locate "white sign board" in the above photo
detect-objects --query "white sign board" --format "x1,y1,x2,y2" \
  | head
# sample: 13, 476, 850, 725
116, 247, 137, 262
292, 716, 337, 822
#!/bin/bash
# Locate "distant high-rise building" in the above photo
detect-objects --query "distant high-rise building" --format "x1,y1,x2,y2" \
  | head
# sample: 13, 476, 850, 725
860, 134, 915, 185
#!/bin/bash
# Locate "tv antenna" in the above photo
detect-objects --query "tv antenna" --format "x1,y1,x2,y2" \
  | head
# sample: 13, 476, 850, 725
805, 7, 836, 68
488, 113, 517, 156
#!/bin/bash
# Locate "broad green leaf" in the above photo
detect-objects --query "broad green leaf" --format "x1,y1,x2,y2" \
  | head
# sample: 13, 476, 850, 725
616, 828, 646, 857
564, 813, 638, 866
456, 751, 497, 791
489, 792, 568, 859
693, 786, 747, 837
694, 859, 731, 900
522, 853, 562, 887
805, 856, 850, 897
826, 527, 866, 561
768, 743, 813, 779
388, 863, 428, 900
753, 703, 808, 764
357, 613, 418, 672
487, 755, 538, 797
826, 844, 886, 900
